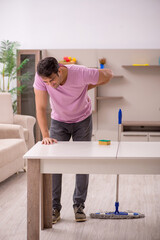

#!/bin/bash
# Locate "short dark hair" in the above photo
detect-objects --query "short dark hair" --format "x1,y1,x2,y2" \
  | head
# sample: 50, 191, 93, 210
37, 57, 59, 77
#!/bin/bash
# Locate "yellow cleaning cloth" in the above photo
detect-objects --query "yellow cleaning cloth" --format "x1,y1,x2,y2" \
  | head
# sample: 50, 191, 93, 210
132, 64, 149, 66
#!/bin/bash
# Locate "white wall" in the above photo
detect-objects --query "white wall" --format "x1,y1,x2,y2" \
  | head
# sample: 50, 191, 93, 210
43, 49, 160, 141
0, 0, 160, 49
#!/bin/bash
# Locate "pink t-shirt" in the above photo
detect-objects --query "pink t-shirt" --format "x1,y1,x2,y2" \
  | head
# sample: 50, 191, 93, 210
33, 65, 99, 123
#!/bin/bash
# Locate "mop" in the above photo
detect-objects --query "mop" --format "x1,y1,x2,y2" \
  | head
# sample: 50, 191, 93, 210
90, 109, 145, 219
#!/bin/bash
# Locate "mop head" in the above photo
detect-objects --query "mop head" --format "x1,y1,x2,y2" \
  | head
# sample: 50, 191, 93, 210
90, 210, 145, 219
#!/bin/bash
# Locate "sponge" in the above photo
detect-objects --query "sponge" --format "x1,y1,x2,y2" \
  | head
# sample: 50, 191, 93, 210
99, 140, 111, 145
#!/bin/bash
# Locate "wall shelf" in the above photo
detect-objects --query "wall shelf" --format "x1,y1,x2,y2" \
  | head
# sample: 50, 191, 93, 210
122, 121, 160, 126
122, 65, 160, 68
96, 96, 123, 100
113, 75, 123, 78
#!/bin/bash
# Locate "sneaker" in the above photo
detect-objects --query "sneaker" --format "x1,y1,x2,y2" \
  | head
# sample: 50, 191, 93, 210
52, 209, 60, 224
74, 204, 87, 222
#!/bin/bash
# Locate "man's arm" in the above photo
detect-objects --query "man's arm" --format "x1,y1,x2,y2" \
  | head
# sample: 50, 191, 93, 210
34, 89, 57, 144
88, 69, 113, 90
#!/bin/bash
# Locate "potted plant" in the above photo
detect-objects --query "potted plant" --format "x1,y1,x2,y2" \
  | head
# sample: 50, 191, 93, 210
0, 40, 31, 112
99, 57, 106, 69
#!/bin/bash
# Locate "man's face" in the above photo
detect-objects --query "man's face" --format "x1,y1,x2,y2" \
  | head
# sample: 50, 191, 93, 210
42, 71, 62, 89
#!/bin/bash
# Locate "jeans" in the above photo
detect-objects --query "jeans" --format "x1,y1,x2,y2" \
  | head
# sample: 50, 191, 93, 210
50, 115, 92, 211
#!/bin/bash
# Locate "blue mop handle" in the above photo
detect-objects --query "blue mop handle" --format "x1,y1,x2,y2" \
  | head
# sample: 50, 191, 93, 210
118, 109, 122, 125
115, 109, 122, 213
118, 109, 122, 142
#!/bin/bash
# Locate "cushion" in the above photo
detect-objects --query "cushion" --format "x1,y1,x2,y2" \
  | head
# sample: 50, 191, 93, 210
0, 93, 13, 124
0, 139, 27, 168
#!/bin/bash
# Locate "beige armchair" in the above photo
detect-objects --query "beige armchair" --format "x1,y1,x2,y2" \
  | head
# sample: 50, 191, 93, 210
0, 92, 36, 182
0, 92, 36, 149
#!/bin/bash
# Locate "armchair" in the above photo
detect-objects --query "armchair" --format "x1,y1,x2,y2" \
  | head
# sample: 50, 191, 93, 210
0, 92, 36, 182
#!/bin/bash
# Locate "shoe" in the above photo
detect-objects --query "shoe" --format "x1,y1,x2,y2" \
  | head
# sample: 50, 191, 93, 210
52, 209, 60, 224
74, 204, 87, 222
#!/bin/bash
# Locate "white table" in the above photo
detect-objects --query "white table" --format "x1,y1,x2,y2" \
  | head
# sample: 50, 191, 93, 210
24, 141, 160, 240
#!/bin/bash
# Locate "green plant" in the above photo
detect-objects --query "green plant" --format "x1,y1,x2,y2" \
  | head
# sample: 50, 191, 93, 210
0, 40, 31, 112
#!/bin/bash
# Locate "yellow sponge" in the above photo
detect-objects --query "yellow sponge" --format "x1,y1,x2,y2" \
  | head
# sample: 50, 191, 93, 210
99, 140, 111, 145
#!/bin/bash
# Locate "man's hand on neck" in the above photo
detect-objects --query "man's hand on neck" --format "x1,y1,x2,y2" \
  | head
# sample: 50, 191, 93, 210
60, 67, 68, 86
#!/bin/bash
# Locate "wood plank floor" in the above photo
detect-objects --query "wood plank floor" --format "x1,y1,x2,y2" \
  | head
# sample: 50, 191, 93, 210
0, 172, 160, 240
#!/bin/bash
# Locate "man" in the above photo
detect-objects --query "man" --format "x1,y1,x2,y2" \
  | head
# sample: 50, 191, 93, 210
33, 57, 113, 223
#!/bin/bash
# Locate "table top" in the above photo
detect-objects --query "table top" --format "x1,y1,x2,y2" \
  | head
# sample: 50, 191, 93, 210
117, 141, 160, 159
24, 141, 160, 174
24, 141, 160, 160
23, 141, 119, 159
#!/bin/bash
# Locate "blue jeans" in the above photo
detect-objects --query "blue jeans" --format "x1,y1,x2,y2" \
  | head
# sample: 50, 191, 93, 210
50, 115, 92, 211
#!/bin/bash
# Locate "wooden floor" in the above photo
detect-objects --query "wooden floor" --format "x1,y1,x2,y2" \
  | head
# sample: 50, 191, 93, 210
0, 172, 160, 240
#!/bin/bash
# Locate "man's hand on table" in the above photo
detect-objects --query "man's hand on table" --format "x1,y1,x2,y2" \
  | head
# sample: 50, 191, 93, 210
42, 137, 58, 145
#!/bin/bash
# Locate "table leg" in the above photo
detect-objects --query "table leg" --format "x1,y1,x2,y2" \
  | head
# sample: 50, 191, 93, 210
41, 174, 52, 229
27, 159, 40, 240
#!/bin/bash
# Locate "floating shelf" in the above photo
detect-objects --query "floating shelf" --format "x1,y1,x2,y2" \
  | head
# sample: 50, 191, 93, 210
113, 75, 123, 78
59, 61, 76, 65
122, 121, 160, 126
96, 96, 123, 100
122, 65, 160, 68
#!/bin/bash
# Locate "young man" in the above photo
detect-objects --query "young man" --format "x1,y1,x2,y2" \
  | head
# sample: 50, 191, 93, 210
33, 57, 113, 223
